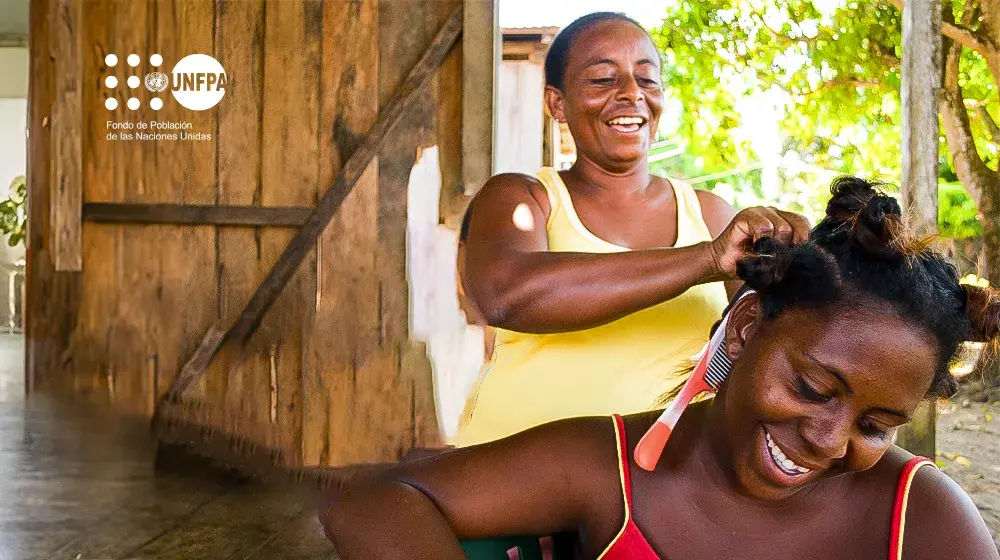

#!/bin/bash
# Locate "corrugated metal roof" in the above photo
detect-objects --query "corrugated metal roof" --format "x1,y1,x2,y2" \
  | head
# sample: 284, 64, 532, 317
502, 26, 561, 34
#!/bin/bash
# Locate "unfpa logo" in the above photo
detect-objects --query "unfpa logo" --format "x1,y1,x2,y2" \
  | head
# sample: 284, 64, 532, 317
103, 52, 227, 111
169, 54, 228, 111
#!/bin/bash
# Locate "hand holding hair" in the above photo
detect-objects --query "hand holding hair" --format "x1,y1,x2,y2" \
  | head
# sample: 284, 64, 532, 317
707, 206, 812, 280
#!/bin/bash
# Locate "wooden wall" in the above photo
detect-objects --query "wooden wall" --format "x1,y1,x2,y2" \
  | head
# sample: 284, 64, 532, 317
495, 60, 545, 174
26, 0, 471, 468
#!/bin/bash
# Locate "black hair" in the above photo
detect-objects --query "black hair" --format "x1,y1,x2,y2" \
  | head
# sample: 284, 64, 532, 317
736, 176, 1000, 399
544, 12, 649, 91
459, 203, 473, 244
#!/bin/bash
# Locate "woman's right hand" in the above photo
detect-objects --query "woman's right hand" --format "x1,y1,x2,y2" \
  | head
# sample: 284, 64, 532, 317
706, 207, 811, 279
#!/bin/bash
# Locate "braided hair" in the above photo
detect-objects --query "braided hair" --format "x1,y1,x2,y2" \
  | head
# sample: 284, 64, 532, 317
734, 177, 999, 398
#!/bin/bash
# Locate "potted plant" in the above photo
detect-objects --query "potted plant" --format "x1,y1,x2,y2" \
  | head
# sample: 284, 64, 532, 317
0, 175, 26, 248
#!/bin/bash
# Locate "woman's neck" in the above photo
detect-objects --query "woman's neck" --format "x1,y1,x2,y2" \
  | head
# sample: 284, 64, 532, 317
564, 152, 653, 197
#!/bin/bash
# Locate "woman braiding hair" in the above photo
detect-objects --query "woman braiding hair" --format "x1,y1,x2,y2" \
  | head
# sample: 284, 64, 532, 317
323, 176, 1000, 560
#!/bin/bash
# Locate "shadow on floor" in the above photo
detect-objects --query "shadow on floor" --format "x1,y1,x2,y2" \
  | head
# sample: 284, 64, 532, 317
0, 334, 338, 560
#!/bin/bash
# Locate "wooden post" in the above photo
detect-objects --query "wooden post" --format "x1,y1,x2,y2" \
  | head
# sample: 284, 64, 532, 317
461, 0, 497, 199
896, 0, 942, 459
49, 0, 83, 271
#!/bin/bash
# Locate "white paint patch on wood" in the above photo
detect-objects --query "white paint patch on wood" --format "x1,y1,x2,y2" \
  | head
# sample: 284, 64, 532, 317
495, 61, 545, 174
406, 145, 486, 440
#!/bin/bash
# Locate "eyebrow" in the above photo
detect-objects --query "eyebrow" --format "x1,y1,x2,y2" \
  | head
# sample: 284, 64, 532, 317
804, 352, 853, 394
874, 408, 912, 422
803, 352, 912, 421
583, 57, 659, 69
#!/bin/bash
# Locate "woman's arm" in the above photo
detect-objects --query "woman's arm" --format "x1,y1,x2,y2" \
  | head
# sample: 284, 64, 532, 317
319, 417, 621, 560
695, 189, 744, 300
462, 174, 810, 333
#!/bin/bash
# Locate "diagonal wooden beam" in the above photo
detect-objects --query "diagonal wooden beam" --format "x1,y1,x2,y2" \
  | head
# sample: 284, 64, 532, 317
164, 7, 463, 398
83, 203, 315, 227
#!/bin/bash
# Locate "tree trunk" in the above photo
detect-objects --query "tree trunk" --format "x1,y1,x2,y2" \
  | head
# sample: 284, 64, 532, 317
939, 38, 1000, 282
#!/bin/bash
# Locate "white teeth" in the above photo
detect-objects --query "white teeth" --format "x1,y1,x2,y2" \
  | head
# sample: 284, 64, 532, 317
765, 431, 812, 475
609, 117, 644, 125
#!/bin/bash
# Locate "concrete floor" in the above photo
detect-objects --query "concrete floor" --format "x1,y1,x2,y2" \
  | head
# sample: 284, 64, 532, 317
0, 334, 338, 560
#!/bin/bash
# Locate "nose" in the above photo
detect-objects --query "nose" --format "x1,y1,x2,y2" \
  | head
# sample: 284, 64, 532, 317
616, 75, 645, 104
799, 414, 850, 462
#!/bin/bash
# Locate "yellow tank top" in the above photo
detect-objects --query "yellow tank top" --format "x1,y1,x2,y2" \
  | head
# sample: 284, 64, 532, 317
452, 168, 729, 447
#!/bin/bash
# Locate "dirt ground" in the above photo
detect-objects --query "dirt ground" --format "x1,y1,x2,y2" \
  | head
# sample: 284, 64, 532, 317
937, 391, 1000, 547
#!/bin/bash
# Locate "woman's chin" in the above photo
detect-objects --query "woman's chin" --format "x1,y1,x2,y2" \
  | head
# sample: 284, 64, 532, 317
733, 426, 822, 501
598, 147, 649, 168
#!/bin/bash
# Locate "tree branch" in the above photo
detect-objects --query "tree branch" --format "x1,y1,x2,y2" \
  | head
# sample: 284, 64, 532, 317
870, 40, 901, 68
940, 40, 999, 207
975, 105, 1000, 143
801, 77, 884, 96
887, 0, 991, 55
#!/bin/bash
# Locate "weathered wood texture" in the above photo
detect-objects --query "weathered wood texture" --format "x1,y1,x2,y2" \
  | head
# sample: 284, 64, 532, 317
83, 203, 314, 227
896, 0, 942, 459
27, 0, 469, 468
50, 0, 84, 271
25, 0, 82, 395
458, 0, 497, 223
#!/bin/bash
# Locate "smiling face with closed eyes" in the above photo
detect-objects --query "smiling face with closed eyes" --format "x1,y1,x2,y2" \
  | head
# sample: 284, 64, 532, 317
544, 19, 665, 172
716, 295, 938, 501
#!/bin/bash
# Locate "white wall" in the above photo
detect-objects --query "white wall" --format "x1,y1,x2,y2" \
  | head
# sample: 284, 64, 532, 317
0, 48, 28, 100
494, 61, 545, 174
0, 46, 27, 329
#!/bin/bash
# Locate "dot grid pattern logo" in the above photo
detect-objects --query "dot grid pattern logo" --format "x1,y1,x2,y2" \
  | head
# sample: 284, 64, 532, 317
102, 52, 227, 111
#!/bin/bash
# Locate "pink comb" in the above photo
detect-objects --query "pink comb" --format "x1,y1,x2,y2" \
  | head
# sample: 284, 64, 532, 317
633, 291, 751, 471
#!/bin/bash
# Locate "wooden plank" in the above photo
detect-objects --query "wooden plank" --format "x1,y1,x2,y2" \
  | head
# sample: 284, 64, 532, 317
896, 0, 942, 459
57, 0, 116, 401
25, 0, 54, 392
461, 0, 497, 199
495, 61, 545, 173
374, 1, 453, 457
153, 0, 220, 418
49, 0, 84, 272
215, 0, 271, 451
255, 0, 324, 465
323, 160, 380, 466
83, 203, 313, 227
436, 1, 466, 228
112, 0, 154, 415
305, 0, 380, 467
242, 509, 338, 560
167, 6, 462, 397
376, 0, 436, 350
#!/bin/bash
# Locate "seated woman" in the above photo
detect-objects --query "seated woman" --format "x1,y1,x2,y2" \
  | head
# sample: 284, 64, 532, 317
319, 178, 1000, 560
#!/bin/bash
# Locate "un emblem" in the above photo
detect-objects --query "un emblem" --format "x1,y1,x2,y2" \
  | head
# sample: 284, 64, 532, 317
144, 72, 169, 93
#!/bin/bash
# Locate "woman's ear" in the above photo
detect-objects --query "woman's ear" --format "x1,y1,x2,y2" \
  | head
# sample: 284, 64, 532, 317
544, 85, 566, 123
724, 292, 761, 361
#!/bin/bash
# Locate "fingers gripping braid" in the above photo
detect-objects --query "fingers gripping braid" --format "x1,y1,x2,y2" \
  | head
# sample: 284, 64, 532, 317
735, 238, 841, 318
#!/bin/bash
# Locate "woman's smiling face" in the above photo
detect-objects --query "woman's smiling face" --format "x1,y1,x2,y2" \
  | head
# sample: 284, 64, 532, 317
719, 297, 938, 501
545, 19, 664, 171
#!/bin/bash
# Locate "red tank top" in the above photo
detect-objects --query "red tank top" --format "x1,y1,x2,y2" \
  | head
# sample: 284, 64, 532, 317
598, 415, 936, 560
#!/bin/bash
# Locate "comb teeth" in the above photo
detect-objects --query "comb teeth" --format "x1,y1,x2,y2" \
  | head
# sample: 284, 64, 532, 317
704, 350, 732, 390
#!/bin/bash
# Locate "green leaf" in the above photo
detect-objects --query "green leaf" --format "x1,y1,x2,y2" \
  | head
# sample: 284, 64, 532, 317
647, 0, 993, 226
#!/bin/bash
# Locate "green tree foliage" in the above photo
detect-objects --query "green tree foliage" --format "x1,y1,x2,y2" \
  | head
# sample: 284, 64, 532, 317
650, 0, 998, 236
0, 175, 27, 248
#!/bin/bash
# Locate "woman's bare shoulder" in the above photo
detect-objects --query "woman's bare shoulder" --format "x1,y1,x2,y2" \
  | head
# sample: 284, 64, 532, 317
692, 189, 737, 237
868, 446, 998, 559
473, 173, 550, 214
